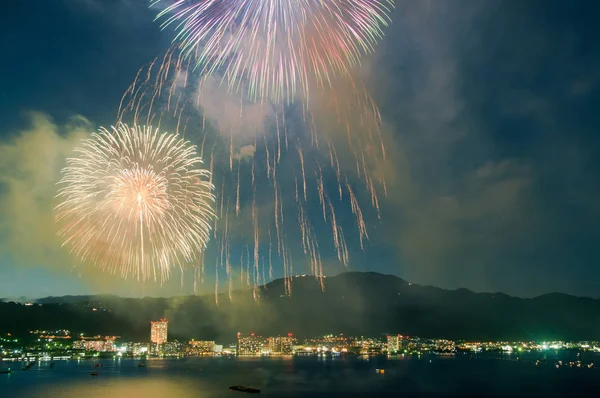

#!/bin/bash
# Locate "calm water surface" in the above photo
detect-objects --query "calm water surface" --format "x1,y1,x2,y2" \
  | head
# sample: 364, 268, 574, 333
1, 354, 599, 397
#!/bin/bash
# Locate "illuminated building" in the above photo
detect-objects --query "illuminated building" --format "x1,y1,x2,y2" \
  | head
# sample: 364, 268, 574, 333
72, 335, 118, 352
280, 334, 296, 354
72, 339, 116, 352
435, 339, 456, 353
72, 340, 86, 350
352, 337, 382, 355
237, 333, 264, 355
387, 334, 403, 353
187, 340, 216, 356
267, 334, 296, 355
266, 337, 278, 354
150, 318, 168, 348
161, 341, 186, 356
132, 343, 149, 356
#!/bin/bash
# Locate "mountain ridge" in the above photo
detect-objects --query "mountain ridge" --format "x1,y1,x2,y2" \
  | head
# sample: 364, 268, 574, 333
30, 272, 599, 303
1, 272, 599, 341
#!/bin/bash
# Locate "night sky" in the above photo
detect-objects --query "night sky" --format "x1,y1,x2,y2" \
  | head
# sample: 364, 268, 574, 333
1, 0, 599, 299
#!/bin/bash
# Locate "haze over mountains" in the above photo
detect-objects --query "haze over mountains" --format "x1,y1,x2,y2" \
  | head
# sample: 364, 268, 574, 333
1, 272, 599, 342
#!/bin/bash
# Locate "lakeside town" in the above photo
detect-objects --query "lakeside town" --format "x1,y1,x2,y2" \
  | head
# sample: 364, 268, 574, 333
1, 318, 600, 362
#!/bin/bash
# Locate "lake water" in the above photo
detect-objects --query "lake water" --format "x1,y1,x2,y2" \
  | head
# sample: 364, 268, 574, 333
1, 354, 599, 397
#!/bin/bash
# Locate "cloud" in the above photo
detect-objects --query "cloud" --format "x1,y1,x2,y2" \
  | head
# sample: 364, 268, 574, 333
0, 113, 90, 270
233, 145, 256, 162
349, 0, 600, 297
194, 75, 274, 143
354, 2, 542, 294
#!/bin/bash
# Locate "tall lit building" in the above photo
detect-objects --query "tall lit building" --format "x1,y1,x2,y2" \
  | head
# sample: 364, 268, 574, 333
267, 337, 279, 354
237, 333, 263, 355
277, 334, 296, 355
387, 334, 403, 353
264, 334, 297, 355
150, 318, 168, 348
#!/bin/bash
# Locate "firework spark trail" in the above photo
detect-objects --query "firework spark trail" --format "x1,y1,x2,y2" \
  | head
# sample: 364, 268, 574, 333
123, 51, 388, 210
224, 199, 233, 301
346, 179, 369, 250
316, 161, 326, 221
116, 35, 391, 297
236, 164, 241, 216
296, 200, 324, 287
55, 124, 216, 283
240, 245, 248, 285
276, 113, 282, 162
297, 144, 308, 201
329, 141, 343, 199
227, 236, 233, 301
260, 258, 265, 288
283, 236, 294, 295
200, 251, 205, 283
282, 112, 289, 150
326, 194, 349, 267
252, 186, 260, 292
268, 228, 273, 280
151, 0, 395, 103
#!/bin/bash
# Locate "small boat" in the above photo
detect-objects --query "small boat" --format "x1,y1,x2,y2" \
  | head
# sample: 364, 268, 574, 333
0, 369, 11, 374
94, 363, 103, 368
137, 363, 146, 367
229, 386, 261, 394
89, 372, 99, 376
23, 361, 36, 371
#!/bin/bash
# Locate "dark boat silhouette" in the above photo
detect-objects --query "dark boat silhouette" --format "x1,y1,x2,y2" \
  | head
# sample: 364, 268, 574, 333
22, 361, 36, 371
137, 363, 146, 367
89, 372, 99, 376
94, 363, 103, 368
0, 369, 11, 374
229, 386, 261, 394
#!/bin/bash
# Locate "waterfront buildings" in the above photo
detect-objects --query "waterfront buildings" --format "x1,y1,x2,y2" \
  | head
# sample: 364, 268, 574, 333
72, 336, 118, 352
5, 319, 600, 361
188, 340, 216, 356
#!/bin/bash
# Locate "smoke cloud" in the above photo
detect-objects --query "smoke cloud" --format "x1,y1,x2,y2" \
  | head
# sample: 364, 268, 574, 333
194, 75, 274, 142
0, 113, 90, 270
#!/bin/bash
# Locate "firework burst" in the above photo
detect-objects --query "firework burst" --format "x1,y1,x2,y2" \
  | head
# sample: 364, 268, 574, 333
151, 0, 394, 103
55, 123, 216, 283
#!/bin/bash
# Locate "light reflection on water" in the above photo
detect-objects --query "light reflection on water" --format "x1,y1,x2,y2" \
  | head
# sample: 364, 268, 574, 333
3, 357, 389, 398
2, 355, 600, 397
29, 378, 211, 398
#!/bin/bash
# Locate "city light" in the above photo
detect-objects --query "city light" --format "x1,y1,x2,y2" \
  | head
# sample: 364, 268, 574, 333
2, 325, 599, 368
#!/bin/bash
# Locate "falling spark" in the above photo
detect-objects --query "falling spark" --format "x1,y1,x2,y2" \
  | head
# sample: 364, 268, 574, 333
152, 0, 395, 103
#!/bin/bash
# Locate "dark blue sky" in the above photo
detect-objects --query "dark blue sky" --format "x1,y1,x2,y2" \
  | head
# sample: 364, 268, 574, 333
1, 0, 599, 298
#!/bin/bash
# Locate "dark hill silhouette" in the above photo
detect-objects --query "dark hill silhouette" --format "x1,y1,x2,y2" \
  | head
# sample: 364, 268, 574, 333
1, 272, 599, 342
